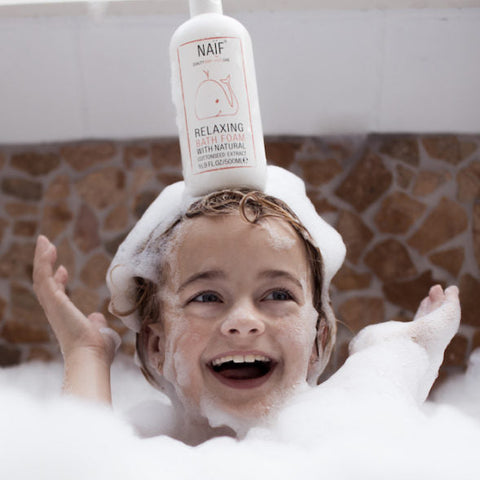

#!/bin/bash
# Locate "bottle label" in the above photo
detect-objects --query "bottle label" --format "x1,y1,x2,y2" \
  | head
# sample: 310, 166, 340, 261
177, 36, 257, 175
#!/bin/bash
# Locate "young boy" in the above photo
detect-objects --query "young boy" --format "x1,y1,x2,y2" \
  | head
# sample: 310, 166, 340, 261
33, 166, 460, 444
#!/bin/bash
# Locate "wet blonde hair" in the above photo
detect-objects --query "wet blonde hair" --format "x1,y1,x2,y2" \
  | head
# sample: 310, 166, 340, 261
127, 189, 335, 388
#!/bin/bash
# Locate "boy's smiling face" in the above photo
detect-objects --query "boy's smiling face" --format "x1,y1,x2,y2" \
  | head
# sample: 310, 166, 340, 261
147, 213, 319, 425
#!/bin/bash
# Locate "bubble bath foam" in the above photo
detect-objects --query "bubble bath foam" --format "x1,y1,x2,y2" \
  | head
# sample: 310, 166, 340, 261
170, 0, 267, 195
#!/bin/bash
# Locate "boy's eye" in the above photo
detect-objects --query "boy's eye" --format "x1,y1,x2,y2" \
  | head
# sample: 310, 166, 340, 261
191, 292, 222, 303
264, 289, 293, 301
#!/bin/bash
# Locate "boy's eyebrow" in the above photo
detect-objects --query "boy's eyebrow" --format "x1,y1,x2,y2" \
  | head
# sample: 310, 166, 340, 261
177, 270, 226, 293
259, 270, 304, 290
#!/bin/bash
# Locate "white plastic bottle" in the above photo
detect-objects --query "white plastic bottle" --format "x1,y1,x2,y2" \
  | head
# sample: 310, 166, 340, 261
170, 0, 267, 196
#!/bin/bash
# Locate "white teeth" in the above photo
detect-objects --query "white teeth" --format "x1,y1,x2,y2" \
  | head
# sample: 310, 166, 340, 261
211, 354, 271, 367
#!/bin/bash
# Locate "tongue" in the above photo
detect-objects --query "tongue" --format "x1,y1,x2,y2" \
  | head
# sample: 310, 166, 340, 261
220, 365, 264, 380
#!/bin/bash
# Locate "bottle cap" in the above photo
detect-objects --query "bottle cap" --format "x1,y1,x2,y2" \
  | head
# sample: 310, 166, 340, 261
189, 0, 223, 16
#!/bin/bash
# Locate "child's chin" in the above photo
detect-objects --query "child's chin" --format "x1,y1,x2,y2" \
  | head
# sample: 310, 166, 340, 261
198, 388, 287, 434
200, 398, 273, 435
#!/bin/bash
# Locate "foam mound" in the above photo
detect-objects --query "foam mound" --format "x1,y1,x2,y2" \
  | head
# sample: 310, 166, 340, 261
1, 346, 479, 479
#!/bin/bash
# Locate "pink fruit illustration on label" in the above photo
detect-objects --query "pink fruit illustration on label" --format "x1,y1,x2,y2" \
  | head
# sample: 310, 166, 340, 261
195, 70, 239, 120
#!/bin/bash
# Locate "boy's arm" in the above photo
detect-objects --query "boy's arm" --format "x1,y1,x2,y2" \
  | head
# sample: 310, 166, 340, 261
33, 235, 120, 405
337, 285, 460, 404
63, 338, 114, 404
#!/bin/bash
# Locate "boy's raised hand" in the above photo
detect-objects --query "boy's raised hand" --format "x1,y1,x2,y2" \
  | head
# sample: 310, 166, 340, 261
33, 235, 120, 403
346, 284, 460, 403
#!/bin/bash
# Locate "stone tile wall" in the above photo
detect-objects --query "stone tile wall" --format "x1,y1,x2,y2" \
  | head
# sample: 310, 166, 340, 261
0, 135, 478, 388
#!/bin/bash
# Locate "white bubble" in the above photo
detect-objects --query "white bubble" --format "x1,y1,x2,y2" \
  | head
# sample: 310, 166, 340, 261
2, 350, 480, 479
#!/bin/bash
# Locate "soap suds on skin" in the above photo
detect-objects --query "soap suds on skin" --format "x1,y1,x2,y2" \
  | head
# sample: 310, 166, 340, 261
260, 220, 297, 251
107, 166, 346, 334
146, 211, 320, 436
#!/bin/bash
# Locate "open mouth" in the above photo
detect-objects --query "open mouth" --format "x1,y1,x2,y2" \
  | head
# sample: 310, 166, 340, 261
208, 353, 276, 389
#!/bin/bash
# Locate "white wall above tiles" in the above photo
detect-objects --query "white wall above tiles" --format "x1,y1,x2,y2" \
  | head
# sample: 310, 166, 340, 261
0, 7, 479, 142
2, 1, 480, 16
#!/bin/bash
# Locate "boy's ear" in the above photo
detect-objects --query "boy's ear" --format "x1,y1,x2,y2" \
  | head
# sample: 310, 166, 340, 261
145, 323, 165, 375
318, 318, 330, 351
308, 343, 318, 372
308, 317, 329, 374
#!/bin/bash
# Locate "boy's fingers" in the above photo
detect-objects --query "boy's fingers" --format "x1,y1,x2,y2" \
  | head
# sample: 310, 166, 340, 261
427, 284, 445, 310
428, 284, 443, 297
33, 237, 74, 319
445, 285, 459, 300
33, 235, 57, 283
90, 313, 122, 356
53, 265, 69, 289
99, 327, 122, 354
35, 235, 56, 263
33, 237, 68, 302
88, 312, 108, 328
428, 284, 444, 300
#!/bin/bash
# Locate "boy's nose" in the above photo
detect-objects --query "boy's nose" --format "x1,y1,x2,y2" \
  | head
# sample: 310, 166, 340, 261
220, 303, 265, 337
